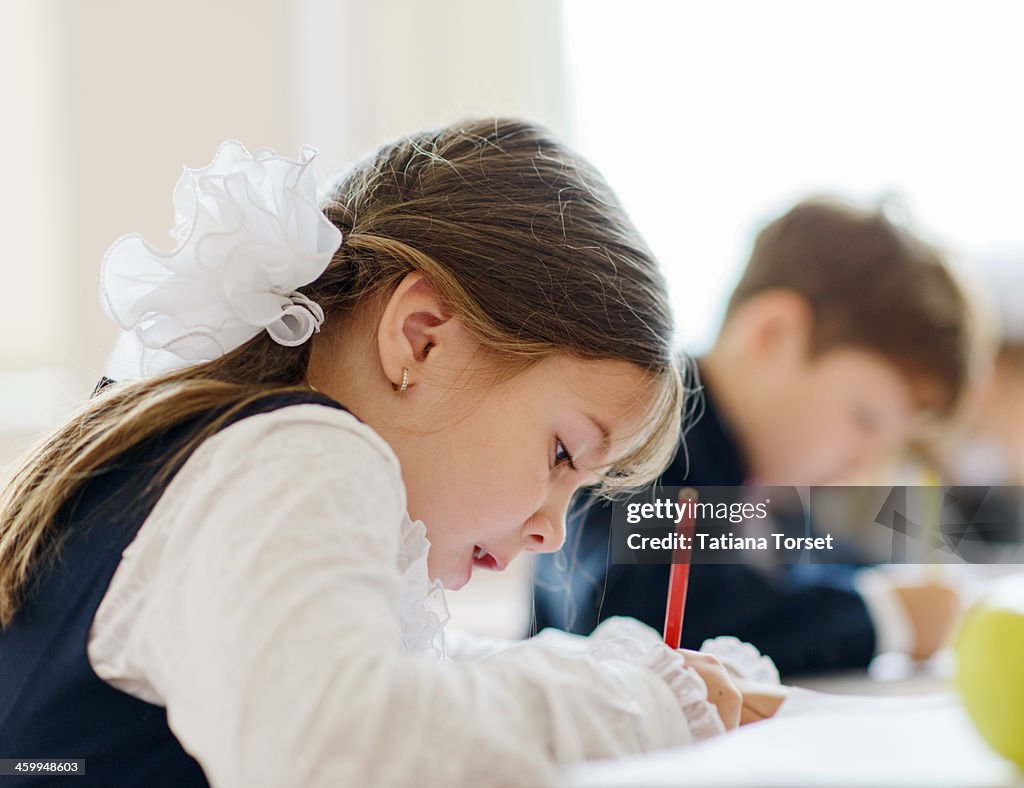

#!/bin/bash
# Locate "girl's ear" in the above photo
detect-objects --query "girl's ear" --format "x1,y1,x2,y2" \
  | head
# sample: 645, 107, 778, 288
377, 272, 458, 390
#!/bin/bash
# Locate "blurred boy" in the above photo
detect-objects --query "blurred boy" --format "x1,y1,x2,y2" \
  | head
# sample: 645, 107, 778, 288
942, 251, 1024, 486
533, 198, 971, 675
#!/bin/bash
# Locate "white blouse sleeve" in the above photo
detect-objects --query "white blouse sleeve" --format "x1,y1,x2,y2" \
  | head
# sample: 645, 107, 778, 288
88, 405, 696, 787
448, 622, 728, 744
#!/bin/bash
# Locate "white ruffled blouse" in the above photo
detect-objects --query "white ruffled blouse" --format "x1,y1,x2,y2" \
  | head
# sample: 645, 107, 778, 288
86, 403, 772, 787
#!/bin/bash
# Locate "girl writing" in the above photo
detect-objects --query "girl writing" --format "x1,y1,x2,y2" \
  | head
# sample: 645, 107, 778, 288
0, 119, 775, 786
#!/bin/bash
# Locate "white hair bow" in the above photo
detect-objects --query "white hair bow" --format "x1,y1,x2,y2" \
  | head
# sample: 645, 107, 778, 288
99, 140, 342, 376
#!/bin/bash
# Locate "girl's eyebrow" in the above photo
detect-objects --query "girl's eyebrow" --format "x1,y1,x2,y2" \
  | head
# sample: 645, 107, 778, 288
584, 413, 612, 460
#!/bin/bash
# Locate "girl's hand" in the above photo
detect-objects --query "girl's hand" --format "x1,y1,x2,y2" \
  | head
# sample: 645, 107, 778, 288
678, 650, 742, 730
732, 679, 790, 725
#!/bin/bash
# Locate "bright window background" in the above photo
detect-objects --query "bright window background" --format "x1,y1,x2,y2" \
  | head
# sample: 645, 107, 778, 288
563, 0, 1024, 352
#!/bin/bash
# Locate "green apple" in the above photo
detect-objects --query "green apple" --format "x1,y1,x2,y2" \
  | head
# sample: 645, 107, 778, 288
955, 575, 1024, 768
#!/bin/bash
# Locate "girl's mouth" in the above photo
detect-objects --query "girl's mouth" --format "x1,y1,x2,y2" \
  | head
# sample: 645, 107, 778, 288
472, 545, 506, 572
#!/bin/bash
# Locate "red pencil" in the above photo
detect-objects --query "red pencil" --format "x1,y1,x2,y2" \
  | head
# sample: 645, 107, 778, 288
663, 488, 698, 649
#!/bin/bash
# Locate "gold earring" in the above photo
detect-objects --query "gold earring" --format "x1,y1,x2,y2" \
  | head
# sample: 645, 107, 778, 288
395, 367, 409, 393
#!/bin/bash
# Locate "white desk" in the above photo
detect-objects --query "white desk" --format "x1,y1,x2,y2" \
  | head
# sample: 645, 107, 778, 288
790, 651, 953, 697
565, 660, 1022, 787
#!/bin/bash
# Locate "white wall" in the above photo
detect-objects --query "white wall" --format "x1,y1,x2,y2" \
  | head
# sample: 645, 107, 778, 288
564, 0, 1024, 351
0, 0, 569, 468
290, 0, 569, 174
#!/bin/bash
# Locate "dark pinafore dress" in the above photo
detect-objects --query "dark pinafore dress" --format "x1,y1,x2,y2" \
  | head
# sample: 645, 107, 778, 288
0, 382, 347, 786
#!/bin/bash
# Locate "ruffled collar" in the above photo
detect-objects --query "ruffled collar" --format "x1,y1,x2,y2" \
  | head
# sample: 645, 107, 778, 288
395, 514, 450, 660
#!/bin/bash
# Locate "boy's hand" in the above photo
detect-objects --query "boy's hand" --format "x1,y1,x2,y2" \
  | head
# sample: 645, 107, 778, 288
891, 581, 962, 660
679, 650, 742, 730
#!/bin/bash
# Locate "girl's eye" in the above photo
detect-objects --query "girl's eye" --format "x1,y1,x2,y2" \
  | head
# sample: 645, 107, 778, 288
554, 438, 578, 472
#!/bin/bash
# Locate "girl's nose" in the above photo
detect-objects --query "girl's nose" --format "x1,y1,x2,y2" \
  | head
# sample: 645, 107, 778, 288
523, 513, 566, 554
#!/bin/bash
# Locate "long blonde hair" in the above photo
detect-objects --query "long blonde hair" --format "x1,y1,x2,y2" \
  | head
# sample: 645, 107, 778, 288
0, 118, 683, 628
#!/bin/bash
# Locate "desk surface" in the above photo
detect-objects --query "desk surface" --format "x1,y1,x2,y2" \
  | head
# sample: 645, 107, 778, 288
789, 651, 953, 697
565, 661, 1022, 788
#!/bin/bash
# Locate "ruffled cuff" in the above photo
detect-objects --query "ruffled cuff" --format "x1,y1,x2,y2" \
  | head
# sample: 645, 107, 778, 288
585, 617, 726, 742
637, 640, 727, 741
699, 635, 781, 685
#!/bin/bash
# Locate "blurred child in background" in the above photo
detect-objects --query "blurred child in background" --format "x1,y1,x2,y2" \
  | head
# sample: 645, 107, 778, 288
1, 120, 789, 786
942, 251, 1024, 487
534, 198, 974, 674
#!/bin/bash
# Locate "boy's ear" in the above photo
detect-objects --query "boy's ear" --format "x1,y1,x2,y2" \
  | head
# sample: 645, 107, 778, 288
377, 273, 457, 389
744, 289, 814, 363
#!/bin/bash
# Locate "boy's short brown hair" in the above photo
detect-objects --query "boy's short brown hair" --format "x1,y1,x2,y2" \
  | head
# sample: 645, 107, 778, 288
725, 197, 972, 416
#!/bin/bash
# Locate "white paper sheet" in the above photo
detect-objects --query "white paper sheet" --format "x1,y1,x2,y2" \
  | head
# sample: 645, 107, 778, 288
564, 690, 1020, 787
